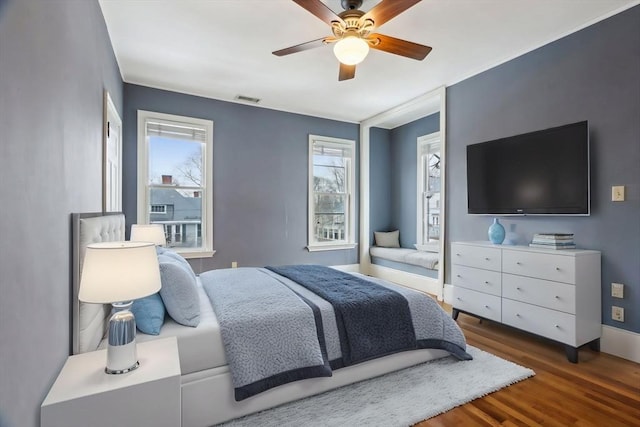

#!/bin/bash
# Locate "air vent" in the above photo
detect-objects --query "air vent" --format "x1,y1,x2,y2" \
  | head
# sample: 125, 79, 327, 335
234, 95, 261, 104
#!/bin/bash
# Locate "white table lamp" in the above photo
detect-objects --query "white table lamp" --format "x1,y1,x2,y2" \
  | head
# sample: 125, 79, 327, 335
79, 241, 161, 374
130, 224, 167, 246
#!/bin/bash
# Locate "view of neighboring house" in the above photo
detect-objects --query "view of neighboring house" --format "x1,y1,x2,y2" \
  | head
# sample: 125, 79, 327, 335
149, 175, 202, 248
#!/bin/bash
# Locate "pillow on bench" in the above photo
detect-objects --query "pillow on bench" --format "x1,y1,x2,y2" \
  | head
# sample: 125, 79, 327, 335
374, 230, 400, 248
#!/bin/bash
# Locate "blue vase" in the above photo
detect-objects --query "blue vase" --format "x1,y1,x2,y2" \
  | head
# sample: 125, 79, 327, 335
488, 218, 505, 244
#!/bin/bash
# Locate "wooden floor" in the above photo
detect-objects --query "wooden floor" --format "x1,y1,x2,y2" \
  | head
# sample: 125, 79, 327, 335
417, 308, 640, 427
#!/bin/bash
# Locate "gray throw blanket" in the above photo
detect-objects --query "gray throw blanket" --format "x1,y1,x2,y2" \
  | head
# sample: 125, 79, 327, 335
266, 264, 417, 365
200, 268, 331, 401
201, 266, 471, 401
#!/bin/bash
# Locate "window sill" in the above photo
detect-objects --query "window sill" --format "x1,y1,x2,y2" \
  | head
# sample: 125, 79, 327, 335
306, 243, 357, 252
175, 249, 216, 259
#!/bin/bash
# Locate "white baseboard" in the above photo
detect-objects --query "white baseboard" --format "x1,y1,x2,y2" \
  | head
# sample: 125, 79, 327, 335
367, 264, 441, 298
601, 325, 640, 363
331, 264, 361, 273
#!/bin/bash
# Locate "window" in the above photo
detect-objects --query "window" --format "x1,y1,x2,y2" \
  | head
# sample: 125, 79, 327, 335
137, 111, 214, 257
308, 135, 356, 251
417, 133, 441, 245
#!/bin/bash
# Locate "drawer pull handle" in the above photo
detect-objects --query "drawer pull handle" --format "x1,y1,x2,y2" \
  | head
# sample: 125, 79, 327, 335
485, 257, 490, 261
457, 297, 461, 301
484, 281, 489, 284
484, 305, 489, 309
456, 253, 461, 256
554, 295, 560, 299
457, 274, 461, 278
554, 324, 560, 328
516, 261, 522, 265
516, 287, 521, 291
516, 313, 521, 317
555, 267, 561, 271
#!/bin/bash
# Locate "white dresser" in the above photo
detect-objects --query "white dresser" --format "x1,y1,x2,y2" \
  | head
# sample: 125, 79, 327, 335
451, 241, 601, 363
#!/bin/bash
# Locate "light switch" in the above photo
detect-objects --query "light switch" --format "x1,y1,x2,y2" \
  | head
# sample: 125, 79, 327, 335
612, 186, 625, 202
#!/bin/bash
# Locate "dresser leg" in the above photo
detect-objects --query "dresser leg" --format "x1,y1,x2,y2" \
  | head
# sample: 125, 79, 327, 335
452, 308, 460, 320
588, 338, 601, 352
565, 345, 579, 363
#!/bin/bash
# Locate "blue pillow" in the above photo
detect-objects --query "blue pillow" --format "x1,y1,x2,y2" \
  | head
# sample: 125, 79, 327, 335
158, 259, 200, 327
131, 293, 165, 335
161, 250, 197, 281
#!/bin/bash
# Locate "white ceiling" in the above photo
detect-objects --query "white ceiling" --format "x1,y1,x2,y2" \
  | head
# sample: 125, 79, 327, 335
99, 0, 638, 123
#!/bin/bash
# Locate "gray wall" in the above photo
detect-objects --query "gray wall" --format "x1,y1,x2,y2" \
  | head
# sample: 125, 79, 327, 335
369, 127, 392, 242
0, 1, 123, 426
123, 84, 360, 273
446, 5, 640, 333
369, 114, 440, 248
389, 114, 440, 248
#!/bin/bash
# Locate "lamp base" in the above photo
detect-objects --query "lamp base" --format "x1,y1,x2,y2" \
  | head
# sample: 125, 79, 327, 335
106, 302, 139, 375
106, 341, 140, 374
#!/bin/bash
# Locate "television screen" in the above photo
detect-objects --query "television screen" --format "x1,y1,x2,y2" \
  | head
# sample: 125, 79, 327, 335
466, 121, 589, 215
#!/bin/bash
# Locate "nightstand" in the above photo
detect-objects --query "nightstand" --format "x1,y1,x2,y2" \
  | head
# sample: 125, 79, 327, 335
41, 337, 181, 427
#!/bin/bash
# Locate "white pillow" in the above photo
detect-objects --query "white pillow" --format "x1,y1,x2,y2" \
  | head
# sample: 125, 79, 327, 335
374, 230, 400, 248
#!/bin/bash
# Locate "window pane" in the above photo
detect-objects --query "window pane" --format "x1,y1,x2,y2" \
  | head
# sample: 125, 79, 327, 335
313, 164, 346, 193
149, 136, 203, 187
314, 214, 346, 242
314, 194, 345, 215
149, 187, 202, 249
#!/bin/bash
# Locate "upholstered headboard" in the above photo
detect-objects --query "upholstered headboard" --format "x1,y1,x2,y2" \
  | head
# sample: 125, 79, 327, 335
71, 212, 125, 354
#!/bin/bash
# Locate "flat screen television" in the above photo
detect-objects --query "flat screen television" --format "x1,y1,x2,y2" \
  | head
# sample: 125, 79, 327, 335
466, 121, 590, 215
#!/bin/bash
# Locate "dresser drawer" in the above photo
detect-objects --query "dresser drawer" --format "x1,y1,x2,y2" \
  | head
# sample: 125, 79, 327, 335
452, 287, 502, 322
503, 250, 576, 284
502, 299, 576, 346
502, 274, 576, 314
452, 265, 501, 296
451, 243, 501, 271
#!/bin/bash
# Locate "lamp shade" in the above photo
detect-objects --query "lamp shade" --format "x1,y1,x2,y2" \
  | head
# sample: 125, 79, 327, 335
333, 35, 370, 65
130, 224, 166, 246
79, 241, 161, 303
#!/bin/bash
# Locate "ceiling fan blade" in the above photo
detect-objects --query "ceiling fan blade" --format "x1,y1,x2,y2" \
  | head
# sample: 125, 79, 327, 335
273, 38, 328, 56
293, 0, 345, 26
360, 0, 421, 28
338, 63, 356, 81
369, 33, 432, 60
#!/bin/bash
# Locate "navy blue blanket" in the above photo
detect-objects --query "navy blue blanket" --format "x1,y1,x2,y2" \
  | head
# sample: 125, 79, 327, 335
266, 265, 417, 365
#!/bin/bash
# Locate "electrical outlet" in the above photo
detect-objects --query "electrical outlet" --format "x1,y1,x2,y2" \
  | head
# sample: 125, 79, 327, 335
612, 282, 624, 298
231, 261, 238, 268
612, 306, 625, 322
612, 185, 625, 202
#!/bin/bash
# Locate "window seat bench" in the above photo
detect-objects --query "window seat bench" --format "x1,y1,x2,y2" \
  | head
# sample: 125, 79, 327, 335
369, 246, 439, 279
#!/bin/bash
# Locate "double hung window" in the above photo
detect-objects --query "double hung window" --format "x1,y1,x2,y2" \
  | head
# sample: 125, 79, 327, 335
137, 111, 214, 257
308, 135, 356, 251
417, 133, 441, 245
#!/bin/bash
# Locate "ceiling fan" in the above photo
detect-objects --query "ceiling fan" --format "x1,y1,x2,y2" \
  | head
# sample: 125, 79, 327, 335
273, 0, 432, 81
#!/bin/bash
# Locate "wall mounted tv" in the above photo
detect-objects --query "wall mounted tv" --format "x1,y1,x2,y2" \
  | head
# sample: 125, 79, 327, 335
466, 121, 590, 215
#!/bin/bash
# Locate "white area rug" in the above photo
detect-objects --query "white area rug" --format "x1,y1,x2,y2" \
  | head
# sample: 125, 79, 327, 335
223, 346, 535, 426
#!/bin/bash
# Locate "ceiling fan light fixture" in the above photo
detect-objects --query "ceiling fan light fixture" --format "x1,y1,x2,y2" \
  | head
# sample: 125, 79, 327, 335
333, 35, 369, 65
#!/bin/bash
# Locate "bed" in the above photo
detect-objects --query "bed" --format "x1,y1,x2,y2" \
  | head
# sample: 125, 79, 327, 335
71, 212, 470, 427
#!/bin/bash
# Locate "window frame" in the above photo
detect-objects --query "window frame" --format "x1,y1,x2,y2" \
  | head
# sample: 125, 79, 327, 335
416, 132, 441, 246
307, 134, 357, 252
137, 110, 214, 258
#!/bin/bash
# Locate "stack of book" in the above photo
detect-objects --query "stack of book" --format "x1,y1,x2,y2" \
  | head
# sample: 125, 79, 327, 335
529, 233, 576, 249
